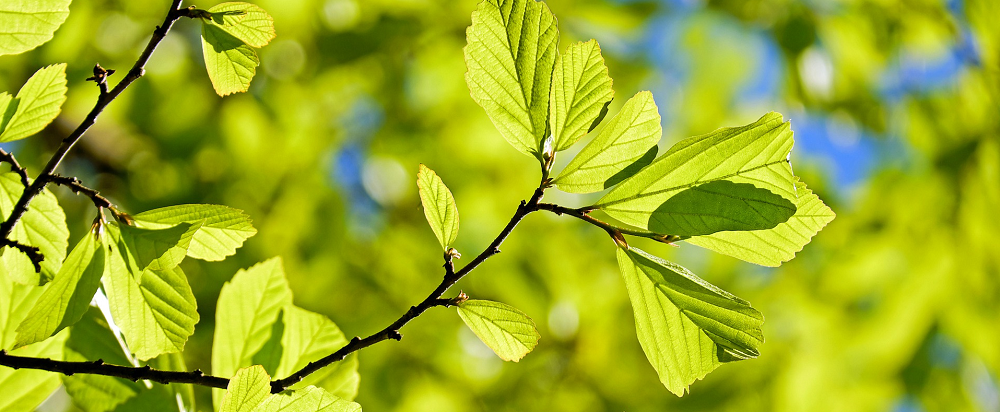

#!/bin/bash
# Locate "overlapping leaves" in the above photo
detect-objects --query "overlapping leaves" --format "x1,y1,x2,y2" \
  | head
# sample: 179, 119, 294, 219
197, 2, 275, 96
219, 366, 361, 412
0, 172, 69, 285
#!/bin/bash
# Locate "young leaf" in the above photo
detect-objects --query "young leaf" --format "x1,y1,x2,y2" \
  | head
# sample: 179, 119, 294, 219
212, 257, 293, 410
132, 204, 257, 261
0, 172, 69, 285
616, 247, 764, 396
201, 23, 260, 96
686, 178, 835, 266
0, 0, 71, 56
221, 365, 271, 412
549, 40, 615, 152
553, 91, 661, 193
206, 2, 276, 48
62, 308, 141, 412
464, 0, 558, 157
14, 230, 105, 349
456, 299, 540, 362
255, 386, 362, 412
0, 64, 68, 143
103, 225, 200, 360
118, 222, 199, 273
0, 329, 67, 412
416, 164, 459, 251
595, 112, 800, 231
269, 306, 360, 401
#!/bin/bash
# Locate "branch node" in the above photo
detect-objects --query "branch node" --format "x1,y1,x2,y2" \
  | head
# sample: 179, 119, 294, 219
93, 359, 104, 366
388, 330, 402, 341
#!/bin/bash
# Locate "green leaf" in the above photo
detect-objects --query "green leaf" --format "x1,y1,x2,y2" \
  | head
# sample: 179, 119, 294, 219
646, 180, 797, 237
255, 386, 362, 412
0, 268, 46, 349
0, 64, 68, 143
14, 230, 105, 348
549, 40, 615, 151
118, 222, 199, 274
416, 164, 460, 251
221, 365, 271, 412
62, 308, 141, 412
0, 329, 66, 412
686, 178, 835, 266
201, 23, 260, 96
206, 2, 275, 48
274, 306, 360, 400
213, 257, 293, 410
103, 225, 200, 361
0, 0, 71, 56
553, 91, 661, 193
456, 299, 540, 362
0, 172, 69, 285
464, 0, 558, 157
132, 204, 257, 261
616, 247, 764, 396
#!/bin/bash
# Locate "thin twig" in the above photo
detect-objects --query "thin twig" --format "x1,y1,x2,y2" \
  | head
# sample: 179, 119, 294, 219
48, 174, 114, 210
0, 239, 42, 272
0, 149, 30, 187
536, 202, 684, 246
0, 350, 229, 389
0, 0, 188, 259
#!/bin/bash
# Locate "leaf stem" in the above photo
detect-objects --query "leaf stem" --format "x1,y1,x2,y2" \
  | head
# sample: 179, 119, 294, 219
536, 203, 683, 246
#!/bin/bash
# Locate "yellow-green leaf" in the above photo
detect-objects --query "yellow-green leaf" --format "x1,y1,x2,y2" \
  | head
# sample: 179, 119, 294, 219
457, 299, 539, 362
416, 164, 459, 251
221, 365, 271, 412
206, 2, 275, 48
201, 23, 260, 96
0, 64, 68, 143
549, 40, 614, 151
0, 0, 71, 56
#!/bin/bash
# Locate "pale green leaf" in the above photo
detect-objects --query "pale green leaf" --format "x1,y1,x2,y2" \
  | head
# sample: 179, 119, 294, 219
549, 39, 614, 151
0, 268, 46, 349
221, 365, 271, 412
0, 329, 66, 412
103, 225, 199, 360
255, 386, 362, 412
464, 0, 558, 157
206, 2, 275, 48
213, 257, 293, 410
616, 247, 763, 396
416, 164, 459, 251
118, 222, 199, 273
456, 299, 539, 362
0, 0, 71, 56
201, 23, 259, 96
0, 172, 69, 285
274, 306, 359, 400
132, 204, 257, 261
553, 91, 661, 193
62, 308, 141, 412
686, 178, 835, 266
14, 231, 104, 348
0, 64, 68, 142
596, 112, 797, 231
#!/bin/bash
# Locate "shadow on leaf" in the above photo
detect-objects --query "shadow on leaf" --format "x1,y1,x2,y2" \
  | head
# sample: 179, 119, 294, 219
647, 180, 796, 237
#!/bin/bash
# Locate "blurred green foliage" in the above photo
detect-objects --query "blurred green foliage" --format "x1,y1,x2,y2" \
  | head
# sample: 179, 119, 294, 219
2, 0, 998, 410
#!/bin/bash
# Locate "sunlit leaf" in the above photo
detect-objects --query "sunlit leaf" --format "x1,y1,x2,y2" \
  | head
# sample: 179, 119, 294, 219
62, 308, 140, 412
686, 178, 835, 266
416, 164, 459, 251
0, 329, 66, 412
645, 180, 797, 236
271, 306, 359, 400
464, 0, 558, 157
201, 23, 259, 96
103, 225, 199, 361
553, 91, 660, 193
212, 257, 293, 410
220, 365, 270, 412
549, 39, 614, 152
206, 2, 275, 48
132, 204, 257, 261
0, 0, 71, 56
0, 172, 68, 285
456, 299, 539, 362
0, 64, 68, 143
118, 222, 199, 274
616, 247, 763, 396
255, 386, 362, 412
14, 230, 104, 348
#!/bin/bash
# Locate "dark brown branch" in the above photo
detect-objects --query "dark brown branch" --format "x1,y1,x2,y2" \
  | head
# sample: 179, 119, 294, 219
269, 185, 547, 393
0, 0, 188, 260
48, 174, 114, 210
0, 239, 42, 272
536, 202, 683, 246
0, 350, 229, 389
0, 149, 30, 187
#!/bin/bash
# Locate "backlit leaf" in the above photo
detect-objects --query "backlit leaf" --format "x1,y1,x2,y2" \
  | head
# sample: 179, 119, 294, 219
220, 365, 270, 412
118, 222, 199, 274
549, 40, 614, 151
0, 172, 68, 285
255, 386, 362, 412
0, 329, 66, 412
206, 2, 275, 48
132, 204, 257, 261
0, 0, 71, 56
0, 64, 68, 143
201, 23, 259, 96
457, 299, 539, 362
416, 164, 459, 251
464, 0, 558, 157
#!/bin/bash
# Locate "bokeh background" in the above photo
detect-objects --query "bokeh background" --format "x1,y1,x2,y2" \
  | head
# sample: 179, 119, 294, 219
2, 0, 999, 410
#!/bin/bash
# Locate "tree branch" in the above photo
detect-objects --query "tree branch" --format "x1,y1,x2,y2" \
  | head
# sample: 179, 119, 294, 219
0, 238, 42, 272
535, 202, 683, 247
0, 0, 188, 260
0, 349, 229, 389
0, 148, 30, 187
48, 174, 114, 210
